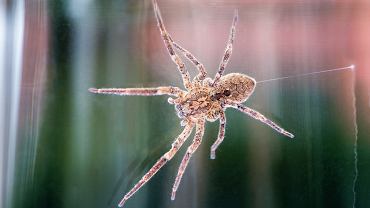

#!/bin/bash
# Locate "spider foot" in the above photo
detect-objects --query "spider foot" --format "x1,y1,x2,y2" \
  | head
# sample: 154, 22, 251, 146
118, 197, 128, 207
210, 150, 216, 160
88, 88, 98, 93
284, 131, 295, 138
171, 191, 177, 201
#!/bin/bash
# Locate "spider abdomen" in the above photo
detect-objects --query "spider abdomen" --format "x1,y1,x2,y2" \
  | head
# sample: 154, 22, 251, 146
215, 73, 256, 103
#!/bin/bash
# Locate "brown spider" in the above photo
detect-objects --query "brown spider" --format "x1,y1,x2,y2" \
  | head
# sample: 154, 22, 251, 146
89, 0, 294, 207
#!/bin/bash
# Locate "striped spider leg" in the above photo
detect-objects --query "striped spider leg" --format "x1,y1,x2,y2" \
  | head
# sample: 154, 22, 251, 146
212, 9, 238, 86
153, 0, 207, 83
152, 0, 192, 90
118, 122, 195, 207
88, 86, 184, 97
227, 103, 294, 138
233, 103, 294, 138
171, 119, 205, 200
171, 38, 207, 82
210, 111, 226, 159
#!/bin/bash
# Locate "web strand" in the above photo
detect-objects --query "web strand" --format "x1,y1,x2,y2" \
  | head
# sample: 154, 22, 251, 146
256, 65, 355, 84
352, 69, 358, 208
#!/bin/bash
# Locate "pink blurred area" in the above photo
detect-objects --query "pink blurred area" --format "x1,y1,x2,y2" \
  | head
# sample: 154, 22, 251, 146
142, 0, 369, 96
19, 0, 370, 100
19, 1, 48, 128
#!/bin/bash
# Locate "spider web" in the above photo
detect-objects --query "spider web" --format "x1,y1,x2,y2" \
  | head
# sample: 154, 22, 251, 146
256, 64, 358, 208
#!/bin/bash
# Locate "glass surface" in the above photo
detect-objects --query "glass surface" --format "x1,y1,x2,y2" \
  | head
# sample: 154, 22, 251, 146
1, 0, 370, 208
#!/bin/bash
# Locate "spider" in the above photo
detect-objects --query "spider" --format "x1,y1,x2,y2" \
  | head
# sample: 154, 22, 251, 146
89, 0, 294, 207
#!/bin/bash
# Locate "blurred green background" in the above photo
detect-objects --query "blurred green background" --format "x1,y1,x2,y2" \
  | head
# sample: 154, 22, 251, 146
1, 0, 370, 208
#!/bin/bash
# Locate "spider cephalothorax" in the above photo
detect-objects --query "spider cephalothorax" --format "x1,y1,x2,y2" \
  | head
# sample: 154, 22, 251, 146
89, 0, 293, 207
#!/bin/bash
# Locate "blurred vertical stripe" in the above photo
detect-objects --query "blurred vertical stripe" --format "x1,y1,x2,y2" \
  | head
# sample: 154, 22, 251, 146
0, 0, 25, 208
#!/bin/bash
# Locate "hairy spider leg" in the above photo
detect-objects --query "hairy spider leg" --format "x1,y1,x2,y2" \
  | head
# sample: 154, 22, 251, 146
230, 103, 294, 138
152, 0, 192, 90
210, 111, 226, 159
118, 123, 195, 207
88, 86, 184, 97
213, 10, 238, 86
171, 119, 205, 200
169, 37, 207, 81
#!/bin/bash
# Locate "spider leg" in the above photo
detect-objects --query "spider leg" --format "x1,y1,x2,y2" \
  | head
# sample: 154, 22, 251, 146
88, 86, 184, 97
118, 123, 194, 207
210, 111, 226, 159
230, 103, 294, 138
171, 119, 205, 200
212, 10, 238, 86
152, 0, 192, 90
170, 38, 207, 81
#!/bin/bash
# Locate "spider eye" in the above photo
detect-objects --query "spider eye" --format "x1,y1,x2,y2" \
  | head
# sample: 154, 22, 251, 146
210, 93, 220, 101
223, 90, 231, 96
